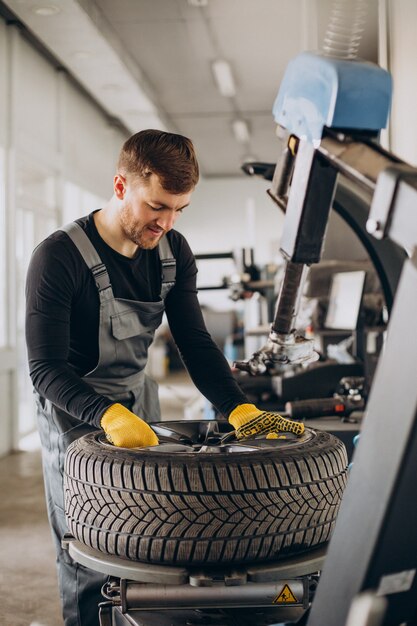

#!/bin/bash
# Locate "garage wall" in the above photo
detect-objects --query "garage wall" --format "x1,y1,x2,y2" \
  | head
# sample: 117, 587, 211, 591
386, 0, 417, 165
180, 176, 284, 265
0, 19, 15, 455
0, 20, 127, 455
177, 176, 283, 310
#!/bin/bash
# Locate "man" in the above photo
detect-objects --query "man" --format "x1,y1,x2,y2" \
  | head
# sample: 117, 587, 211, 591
25, 129, 304, 626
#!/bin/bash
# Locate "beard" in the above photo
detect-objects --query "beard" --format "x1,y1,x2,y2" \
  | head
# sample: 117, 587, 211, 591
119, 202, 162, 250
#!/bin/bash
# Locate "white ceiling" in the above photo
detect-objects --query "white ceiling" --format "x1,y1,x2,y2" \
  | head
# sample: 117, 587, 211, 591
2, 0, 378, 177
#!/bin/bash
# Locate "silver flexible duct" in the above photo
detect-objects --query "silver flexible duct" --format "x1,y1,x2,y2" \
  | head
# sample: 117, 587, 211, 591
322, 0, 369, 59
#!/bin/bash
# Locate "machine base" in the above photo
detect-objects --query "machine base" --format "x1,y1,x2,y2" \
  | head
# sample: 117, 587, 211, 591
65, 540, 326, 626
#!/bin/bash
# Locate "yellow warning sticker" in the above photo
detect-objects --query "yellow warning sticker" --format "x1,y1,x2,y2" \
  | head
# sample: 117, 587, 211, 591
273, 584, 298, 604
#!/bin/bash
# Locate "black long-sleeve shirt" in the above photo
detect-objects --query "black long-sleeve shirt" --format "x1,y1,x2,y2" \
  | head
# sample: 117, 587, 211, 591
25, 212, 247, 427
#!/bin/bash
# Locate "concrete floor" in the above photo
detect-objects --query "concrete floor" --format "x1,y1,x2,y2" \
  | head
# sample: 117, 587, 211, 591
0, 448, 62, 626
0, 371, 199, 626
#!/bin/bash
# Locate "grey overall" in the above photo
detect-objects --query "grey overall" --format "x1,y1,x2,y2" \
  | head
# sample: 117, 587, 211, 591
36, 221, 176, 626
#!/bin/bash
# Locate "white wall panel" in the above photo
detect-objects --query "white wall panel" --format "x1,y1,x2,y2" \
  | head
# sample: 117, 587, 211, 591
62, 80, 124, 199
15, 36, 58, 161
0, 20, 8, 346
0, 20, 6, 147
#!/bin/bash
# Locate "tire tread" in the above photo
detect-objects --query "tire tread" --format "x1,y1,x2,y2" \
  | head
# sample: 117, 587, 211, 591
64, 429, 348, 565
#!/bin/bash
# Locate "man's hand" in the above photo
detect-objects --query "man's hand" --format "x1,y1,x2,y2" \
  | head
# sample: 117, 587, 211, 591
101, 403, 159, 448
229, 403, 304, 440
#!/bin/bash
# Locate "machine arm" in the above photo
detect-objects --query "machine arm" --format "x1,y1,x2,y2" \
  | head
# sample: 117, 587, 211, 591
235, 130, 402, 376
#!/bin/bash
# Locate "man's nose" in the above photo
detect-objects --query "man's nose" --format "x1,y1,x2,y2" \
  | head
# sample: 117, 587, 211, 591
156, 210, 177, 231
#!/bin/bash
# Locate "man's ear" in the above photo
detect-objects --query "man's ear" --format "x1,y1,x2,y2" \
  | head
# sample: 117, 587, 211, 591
114, 174, 127, 199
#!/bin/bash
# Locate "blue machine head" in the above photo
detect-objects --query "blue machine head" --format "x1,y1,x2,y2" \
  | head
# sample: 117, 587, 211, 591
273, 51, 392, 144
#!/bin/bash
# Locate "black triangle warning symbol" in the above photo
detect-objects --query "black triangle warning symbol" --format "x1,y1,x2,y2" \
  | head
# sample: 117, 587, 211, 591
273, 583, 298, 604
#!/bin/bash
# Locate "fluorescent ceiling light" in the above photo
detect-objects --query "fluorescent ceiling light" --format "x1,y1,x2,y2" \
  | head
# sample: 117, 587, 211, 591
212, 59, 236, 98
232, 118, 250, 143
32, 5, 61, 16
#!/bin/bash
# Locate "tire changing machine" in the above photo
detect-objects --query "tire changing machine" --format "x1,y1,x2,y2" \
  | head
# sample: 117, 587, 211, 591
67, 49, 417, 626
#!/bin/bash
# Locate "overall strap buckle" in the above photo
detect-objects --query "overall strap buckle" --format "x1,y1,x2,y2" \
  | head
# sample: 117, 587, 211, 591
91, 263, 112, 292
160, 257, 176, 299
159, 235, 176, 299
161, 257, 176, 284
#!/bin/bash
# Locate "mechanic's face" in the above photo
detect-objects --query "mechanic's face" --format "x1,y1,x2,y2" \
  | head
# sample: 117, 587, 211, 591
116, 173, 192, 250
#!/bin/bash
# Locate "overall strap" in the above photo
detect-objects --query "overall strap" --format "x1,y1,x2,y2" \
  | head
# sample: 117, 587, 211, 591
158, 235, 176, 299
60, 222, 114, 302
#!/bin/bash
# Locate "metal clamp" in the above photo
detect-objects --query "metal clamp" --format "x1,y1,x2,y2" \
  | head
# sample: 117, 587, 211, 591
235, 329, 319, 375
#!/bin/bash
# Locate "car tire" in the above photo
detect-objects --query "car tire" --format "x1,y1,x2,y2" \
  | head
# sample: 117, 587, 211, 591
64, 422, 348, 566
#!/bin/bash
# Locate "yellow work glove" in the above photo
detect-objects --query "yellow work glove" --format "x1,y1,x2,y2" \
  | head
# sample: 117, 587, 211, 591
101, 403, 159, 448
229, 403, 305, 440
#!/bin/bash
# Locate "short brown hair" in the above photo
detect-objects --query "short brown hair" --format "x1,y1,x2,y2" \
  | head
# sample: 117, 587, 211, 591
118, 129, 199, 193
